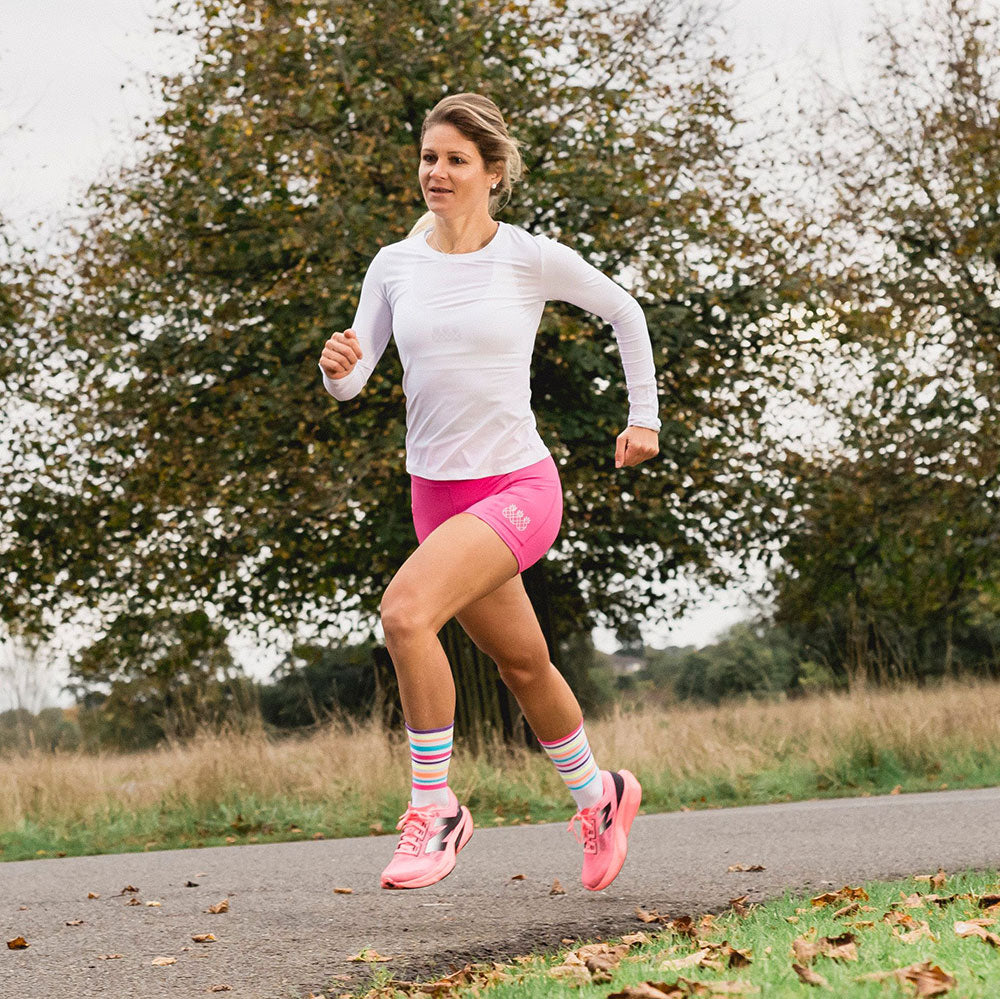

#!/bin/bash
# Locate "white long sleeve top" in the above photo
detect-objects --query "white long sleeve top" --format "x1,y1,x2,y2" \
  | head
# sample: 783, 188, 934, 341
320, 222, 660, 480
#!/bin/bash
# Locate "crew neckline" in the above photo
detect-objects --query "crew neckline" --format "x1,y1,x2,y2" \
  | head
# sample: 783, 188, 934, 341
423, 221, 505, 258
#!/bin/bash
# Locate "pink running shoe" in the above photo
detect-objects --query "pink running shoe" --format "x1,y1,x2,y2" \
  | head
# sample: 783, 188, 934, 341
568, 770, 642, 891
380, 788, 474, 889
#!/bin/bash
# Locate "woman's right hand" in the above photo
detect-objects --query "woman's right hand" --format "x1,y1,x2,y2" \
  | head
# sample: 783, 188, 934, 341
319, 329, 363, 380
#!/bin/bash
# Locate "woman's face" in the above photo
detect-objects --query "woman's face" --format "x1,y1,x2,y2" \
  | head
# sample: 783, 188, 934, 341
419, 123, 500, 220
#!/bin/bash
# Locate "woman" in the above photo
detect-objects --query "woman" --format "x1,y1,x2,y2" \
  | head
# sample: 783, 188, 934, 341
318, 93, 660, 892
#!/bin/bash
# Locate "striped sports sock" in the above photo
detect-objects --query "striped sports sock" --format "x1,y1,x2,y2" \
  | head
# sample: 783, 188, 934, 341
538, 719, 603, 810
407, 722, 454, 807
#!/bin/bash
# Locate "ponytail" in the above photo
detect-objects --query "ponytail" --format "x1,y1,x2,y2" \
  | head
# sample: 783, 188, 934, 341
408, 212, 435, 238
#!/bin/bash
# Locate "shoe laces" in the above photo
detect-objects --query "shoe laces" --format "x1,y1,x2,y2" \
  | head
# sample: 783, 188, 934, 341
568, 806, 598, 854
393, 804, 436, 855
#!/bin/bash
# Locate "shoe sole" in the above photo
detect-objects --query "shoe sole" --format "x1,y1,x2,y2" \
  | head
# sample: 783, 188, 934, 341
587, 770, 642, 891
380, 807, 474, 889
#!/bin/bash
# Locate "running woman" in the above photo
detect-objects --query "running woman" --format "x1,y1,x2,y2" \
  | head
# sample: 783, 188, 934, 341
318, 93, 660, 891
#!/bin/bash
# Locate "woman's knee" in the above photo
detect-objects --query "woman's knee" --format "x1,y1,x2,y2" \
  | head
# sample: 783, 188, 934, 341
380, 580, 433, 647
495, 644, 552, 694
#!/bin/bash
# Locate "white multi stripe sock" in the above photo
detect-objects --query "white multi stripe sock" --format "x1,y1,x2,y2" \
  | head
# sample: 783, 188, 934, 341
538, 719, 603, 810
407, 722, 454, 808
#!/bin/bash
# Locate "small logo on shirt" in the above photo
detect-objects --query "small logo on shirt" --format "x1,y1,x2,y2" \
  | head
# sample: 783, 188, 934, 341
502, 504, 531, 532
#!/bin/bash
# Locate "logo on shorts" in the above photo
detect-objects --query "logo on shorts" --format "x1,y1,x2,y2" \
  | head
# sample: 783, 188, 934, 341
502, 504, 531, 532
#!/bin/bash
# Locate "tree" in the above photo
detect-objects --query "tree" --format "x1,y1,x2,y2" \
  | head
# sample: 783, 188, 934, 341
772, 0, 1000, 682
7, 0, 801, 732
69, 609, 253, 747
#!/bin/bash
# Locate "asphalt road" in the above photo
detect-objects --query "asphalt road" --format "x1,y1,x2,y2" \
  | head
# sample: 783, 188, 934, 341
3, 786, 1000, 999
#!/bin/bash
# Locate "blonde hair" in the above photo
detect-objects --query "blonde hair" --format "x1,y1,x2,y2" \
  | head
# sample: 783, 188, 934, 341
409, 93, 524, 237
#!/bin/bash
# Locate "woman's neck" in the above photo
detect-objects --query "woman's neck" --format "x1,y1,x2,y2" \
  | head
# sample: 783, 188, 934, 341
428, 213, 499, 254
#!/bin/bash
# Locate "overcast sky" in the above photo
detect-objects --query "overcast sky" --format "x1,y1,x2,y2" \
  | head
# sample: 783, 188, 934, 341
0, 0, 922, 666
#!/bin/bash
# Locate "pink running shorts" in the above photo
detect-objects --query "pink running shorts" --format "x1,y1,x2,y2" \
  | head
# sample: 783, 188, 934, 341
410, 455, 563, 573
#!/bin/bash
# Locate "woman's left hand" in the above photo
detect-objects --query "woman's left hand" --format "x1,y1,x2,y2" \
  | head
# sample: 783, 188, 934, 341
615, 426, 659, 468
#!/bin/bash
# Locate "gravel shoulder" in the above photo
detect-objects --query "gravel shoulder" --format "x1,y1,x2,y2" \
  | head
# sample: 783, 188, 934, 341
3, 787, 999, 999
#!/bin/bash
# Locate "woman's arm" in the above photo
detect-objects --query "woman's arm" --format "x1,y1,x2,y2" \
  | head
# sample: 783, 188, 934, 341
318, 250, 394, 400
537, 236, 661, 435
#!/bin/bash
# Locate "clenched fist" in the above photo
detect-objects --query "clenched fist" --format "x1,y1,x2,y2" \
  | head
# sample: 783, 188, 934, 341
614, 425, 659, 468
319, 329, 364, 380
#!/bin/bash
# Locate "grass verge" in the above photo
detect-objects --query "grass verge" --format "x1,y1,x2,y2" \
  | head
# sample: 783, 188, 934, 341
346, 870, 1000, 999
3, 678, 1000, 862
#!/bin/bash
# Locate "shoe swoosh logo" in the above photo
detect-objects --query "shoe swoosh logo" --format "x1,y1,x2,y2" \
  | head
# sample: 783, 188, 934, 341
425, 812, 464, 853
597, 802, 613, 835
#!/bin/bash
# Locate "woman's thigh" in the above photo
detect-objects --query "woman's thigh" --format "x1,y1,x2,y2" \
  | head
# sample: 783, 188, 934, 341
380, 513, 519, 635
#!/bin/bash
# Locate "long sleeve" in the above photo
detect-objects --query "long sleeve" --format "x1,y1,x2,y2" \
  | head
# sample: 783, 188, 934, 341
537, 236, 661, 432
319, 249, 394, 400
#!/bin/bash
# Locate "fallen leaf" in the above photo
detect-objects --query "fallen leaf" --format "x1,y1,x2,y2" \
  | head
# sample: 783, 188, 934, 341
225, 836, 236, 844
931, 868, 947, 891
206, 899, 229, 914
833, 902, 860, 919
125, 898, 141, 907
333, 887, 354, 895
793, 933, 858, 964
729, 895, 750, 917
548, 962, 591, 985
792, 963, 829, 987
896, 921, 936, 944
550, 878, 566, 896
151, 956, 177, 966
97, 954, 123, 960
312, 832, 325, 840
954, 920, 1000, 946
660, 947, 713, 970
719, 943, 753, 968
675, 977, 760, 995
510, 873, 526, 881
87, 892, 100, 899
890, 785, 902, 794
608, 982, 683, 999
145, 900, 162, 907
899, 961, 957, 997
785, 916, 799, 924
65, 919, 84, 927
667, 916, 697, 937
185, 881, 199, 888
636, 906, 665, 923
192, 934, 217, 943
811, 886, 868, 908
348, 949, 392, 963
897, 892, 925, 908
848, 921, 875, 930
6, 937, 29, 950
208, 987, 232, 993
621, 932, 654, 947
119, 885, 140, 895
792, 938, 822, 964
977, 894, 1000, 909
727, 864, 765, 873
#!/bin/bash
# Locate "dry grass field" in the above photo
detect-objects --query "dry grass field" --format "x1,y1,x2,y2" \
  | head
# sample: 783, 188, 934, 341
3, 678, 1000, 860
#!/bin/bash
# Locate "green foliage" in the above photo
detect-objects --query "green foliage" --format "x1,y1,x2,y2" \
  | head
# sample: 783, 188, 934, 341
0, 707, 81, 754
642, 623, 817, 703
773, 0, 1000, 684
70, 609, 254, 748
259, 641, 380, 728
